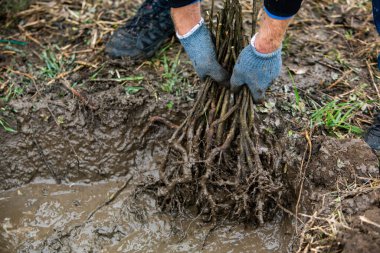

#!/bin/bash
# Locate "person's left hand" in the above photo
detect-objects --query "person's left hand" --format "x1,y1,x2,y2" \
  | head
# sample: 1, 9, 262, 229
178, 22, 230, 87
230, 42, 282, 103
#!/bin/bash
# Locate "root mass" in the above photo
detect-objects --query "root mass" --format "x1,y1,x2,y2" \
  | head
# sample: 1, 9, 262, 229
144, 0, 285, 225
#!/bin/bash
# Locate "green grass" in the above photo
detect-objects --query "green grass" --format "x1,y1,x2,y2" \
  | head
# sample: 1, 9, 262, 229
155, 45, 190, 96
40, 46, 75, 78
149, 43, 191, 97
0, 71, 27, 133
161, 49, 183, 94
344, 29, 354, 40
2, 82, 24, 102
288, 70, 300, 107
112, 76, 144, 82
0, 117, 16, 133
89, 63, 106, 80
0, 106, 16, 133
0, 40, 27, 46
326, 49, 349, 69
166, 100, 174, 110
0, 72, 26, 103
310, 99, 370, 135
282, 34, 291, 54
125, 86, 144, 95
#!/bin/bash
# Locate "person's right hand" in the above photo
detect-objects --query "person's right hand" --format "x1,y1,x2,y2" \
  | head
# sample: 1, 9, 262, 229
230, 42, 282, 103
178, 21, 229, 87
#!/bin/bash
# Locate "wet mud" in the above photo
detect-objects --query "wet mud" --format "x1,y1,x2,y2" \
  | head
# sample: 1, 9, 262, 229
307, 138, 379, 191
1, 87, 378, 252
297, 137, 380, 252
0, 83, 299, 252
0, 83, 191, 190
0, 172, 293, 252
1, 52, 378, 253
0, 75, 299, 252
1, 0, 379, 252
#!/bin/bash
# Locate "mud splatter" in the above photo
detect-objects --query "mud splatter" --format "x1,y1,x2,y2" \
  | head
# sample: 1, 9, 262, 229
0, 178, 294, 253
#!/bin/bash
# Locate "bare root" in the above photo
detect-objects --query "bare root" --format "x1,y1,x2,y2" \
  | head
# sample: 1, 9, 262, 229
141, 0, 284, 224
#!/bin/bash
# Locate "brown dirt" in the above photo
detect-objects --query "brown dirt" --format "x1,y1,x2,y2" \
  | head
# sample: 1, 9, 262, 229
341, 206, 380, 253
307, 137, 378, 191
0, 81, 192, 190
0, 177, 295, 252
296, 137, 380, 252
0, 0, 379, 252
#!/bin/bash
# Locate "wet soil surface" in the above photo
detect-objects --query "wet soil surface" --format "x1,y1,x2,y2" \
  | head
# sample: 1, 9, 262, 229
0, 84, 178, 189
298, 137, 380, 252
1, 0, 379, 252
0, 134, 378, 253
340, 192, 380, 253
0, 177, 293, 252
0, 81, 298, 252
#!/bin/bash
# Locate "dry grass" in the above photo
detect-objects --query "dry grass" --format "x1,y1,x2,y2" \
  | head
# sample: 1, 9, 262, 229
0, 0, 32, 17
297, 177, 380, 253
0, 0, 379, 251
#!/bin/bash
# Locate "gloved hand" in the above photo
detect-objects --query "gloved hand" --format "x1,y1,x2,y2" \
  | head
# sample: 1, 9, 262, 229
231, 37, 282, 103
178, 20, 229, 87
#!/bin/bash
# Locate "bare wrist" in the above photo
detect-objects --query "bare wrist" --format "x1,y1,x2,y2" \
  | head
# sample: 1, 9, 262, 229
171, 2, 202, 36
255, 11, 291, 54
254, 34, 282, 53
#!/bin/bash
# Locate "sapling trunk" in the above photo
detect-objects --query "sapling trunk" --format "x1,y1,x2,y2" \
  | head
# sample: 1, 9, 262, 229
143, 0, 284, 225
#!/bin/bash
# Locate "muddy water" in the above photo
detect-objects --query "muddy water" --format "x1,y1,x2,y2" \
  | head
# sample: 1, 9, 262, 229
0, 174, 294, 253
0, 100, 294, 252
0, 111, 295, 252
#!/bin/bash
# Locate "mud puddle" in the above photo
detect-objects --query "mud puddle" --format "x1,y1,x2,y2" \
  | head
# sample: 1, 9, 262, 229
0, 177, 294, 253
0, 88, 295, 252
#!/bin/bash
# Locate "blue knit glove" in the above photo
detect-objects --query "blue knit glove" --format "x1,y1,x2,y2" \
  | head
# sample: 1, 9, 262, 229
231, 40, 282, 103
179, 21, 229, 87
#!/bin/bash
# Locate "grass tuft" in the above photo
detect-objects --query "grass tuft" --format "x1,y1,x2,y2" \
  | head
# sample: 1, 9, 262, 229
160, 49, 184, 94
310, 99, 372, 135
40, 46, 75, 78
0, 117, 16, 133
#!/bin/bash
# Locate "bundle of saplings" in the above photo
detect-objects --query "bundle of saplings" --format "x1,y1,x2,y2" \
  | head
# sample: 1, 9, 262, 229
143, 0, 285, 225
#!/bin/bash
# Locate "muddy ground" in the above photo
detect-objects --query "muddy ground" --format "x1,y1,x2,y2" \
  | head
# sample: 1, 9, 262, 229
0, 0, 379, 252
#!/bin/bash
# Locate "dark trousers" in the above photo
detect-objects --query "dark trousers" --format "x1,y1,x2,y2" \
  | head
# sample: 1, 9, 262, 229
373, 0, 380, 68
373, 0, 380, 33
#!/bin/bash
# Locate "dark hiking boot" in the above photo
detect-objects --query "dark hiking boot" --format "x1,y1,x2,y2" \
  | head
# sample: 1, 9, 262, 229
365, 113, 380, 150
105, 0, 174, 60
